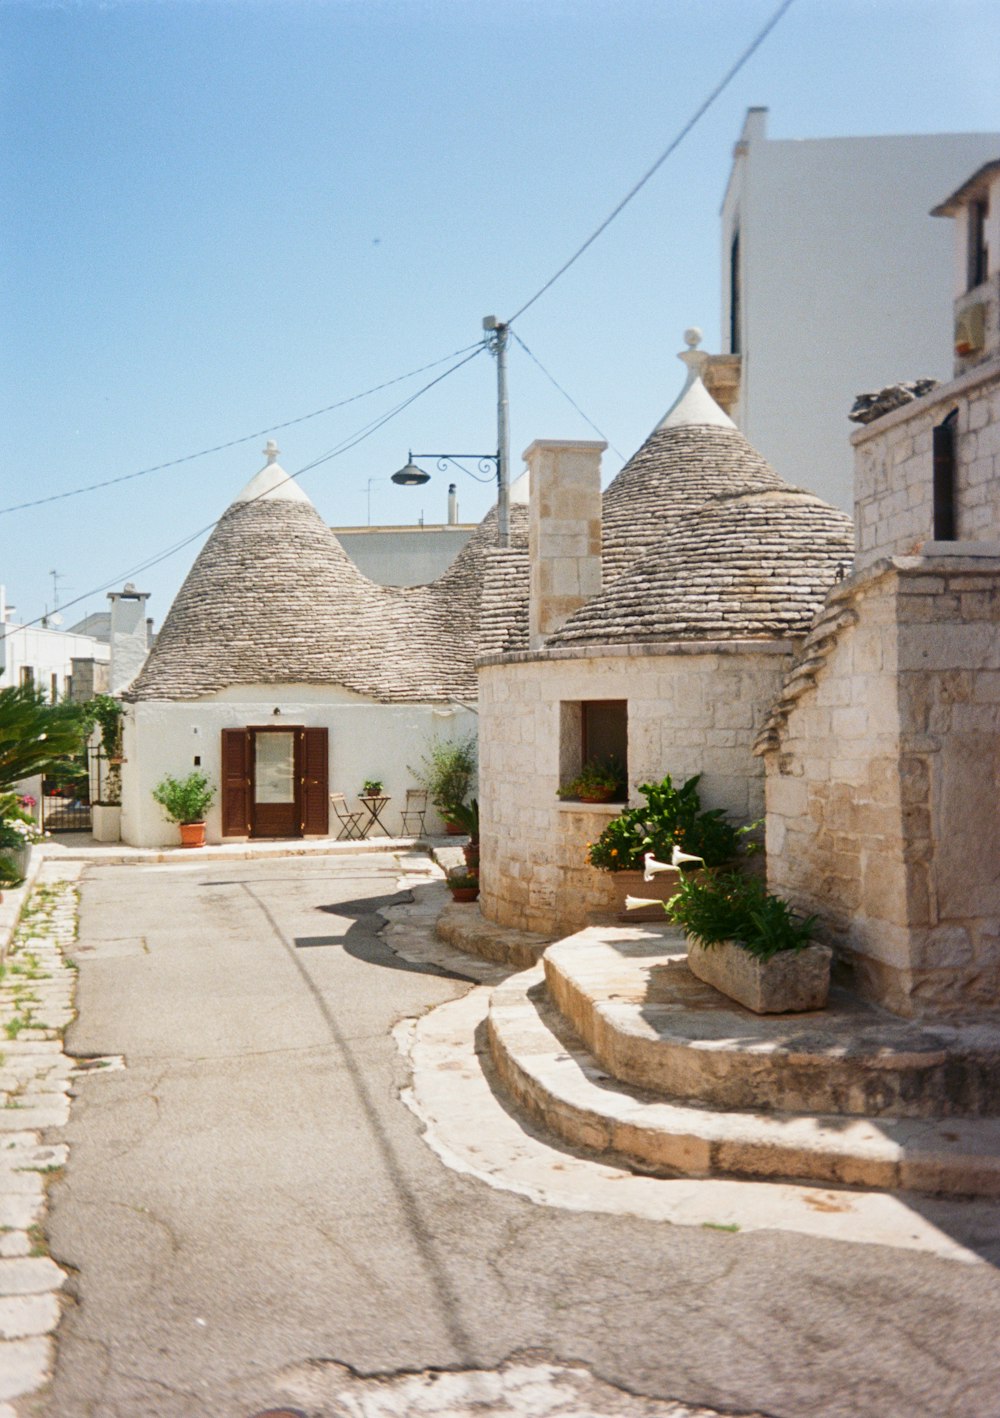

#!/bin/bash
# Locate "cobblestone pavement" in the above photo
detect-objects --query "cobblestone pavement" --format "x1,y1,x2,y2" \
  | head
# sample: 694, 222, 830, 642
0, 865, 84, 1410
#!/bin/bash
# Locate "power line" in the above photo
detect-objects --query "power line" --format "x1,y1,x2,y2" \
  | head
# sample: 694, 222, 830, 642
506, 0, 796, 325
0, 341, 483, 517
3, 344, 487, 642
511, 332, 626, 461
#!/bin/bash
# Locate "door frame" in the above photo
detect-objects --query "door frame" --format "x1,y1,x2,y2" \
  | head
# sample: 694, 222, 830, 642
248, 724, 304, 840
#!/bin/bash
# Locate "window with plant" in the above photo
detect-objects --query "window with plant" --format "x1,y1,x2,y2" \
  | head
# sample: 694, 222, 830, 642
587, 773, 757, 872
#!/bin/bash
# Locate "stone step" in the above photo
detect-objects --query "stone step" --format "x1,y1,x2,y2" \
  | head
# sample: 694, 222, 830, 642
543, 925, 1000, 1120
486, 966, 1000, 1196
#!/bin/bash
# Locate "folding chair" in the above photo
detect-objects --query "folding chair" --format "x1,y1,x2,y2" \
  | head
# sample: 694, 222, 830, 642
330, 792, 364, 841
400, 788, 429, 836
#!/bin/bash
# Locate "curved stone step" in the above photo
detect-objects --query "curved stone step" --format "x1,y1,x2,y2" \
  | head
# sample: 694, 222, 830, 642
487, 966, 1000, 1196
543, 926, 1000, 1119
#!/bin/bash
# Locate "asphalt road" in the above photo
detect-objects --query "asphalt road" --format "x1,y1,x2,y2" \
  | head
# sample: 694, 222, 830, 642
37, 855, 1000, 1417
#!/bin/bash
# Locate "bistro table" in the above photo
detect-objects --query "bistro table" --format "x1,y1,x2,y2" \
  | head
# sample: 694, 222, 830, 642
357, 794, 392, 838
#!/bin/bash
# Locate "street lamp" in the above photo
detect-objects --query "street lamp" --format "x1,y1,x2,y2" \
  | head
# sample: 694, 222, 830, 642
390, 316, 511, 547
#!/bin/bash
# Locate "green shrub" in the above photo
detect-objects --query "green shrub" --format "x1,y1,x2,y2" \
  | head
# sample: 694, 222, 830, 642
666, 871, 817, 960
152, 772, 215, 825
410, 736, 476, 821
558, 757, 626, 800
588, 773, 751, 873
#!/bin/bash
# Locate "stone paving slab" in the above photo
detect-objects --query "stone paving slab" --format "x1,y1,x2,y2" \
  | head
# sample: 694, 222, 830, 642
0, 864, 80, 1407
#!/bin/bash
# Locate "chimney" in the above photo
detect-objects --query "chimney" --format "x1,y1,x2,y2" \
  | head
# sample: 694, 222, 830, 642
524, 439, 605, 649
108, 583, 151, 693
447, 483, 458, 525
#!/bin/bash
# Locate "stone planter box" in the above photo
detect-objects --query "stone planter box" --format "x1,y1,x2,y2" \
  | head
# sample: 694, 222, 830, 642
0, 843, 31, 883
91, 804, 121, 843
686, 938, 833, 1014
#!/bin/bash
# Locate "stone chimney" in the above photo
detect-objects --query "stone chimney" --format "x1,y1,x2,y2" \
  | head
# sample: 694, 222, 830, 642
108, 583, 151, 694
524, 439, 605, 649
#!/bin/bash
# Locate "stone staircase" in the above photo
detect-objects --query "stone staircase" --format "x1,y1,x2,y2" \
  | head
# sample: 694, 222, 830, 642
480, 920, 1000, 1196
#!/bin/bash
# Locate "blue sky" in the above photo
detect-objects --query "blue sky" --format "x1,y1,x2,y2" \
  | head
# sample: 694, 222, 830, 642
3, 0, 999, 631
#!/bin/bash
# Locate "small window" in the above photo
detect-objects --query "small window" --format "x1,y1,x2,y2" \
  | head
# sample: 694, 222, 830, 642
729, 229, 742, 354
968, 198, 989, 291
19, 666, 34, 688
559, 699, 628, 795
932, 409, 958, 541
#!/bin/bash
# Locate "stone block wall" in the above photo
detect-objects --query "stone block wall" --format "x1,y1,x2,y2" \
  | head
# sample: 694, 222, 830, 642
478, 642, 790, 936
764, 557, 1000, 1016
853, 358, 1000, 571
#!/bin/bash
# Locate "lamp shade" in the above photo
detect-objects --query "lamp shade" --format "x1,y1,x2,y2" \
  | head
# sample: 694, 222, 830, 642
391, 459, 431, 487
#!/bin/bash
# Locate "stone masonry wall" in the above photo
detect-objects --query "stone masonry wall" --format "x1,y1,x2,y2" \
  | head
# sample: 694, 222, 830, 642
853, 359, 1000, 571
479, 643, 790, 936
764, 558, 1000, 1016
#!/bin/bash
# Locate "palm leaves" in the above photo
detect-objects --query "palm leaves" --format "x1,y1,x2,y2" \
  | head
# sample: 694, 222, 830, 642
0, 685, 89, 792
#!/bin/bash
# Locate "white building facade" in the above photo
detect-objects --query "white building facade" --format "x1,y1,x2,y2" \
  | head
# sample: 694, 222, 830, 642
720, 109, 1000, 512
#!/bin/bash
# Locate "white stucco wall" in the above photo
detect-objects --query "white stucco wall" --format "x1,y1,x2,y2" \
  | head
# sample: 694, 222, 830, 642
720, 111, 1000, 511
121, 684, 476, 846
0, 595, 110, 697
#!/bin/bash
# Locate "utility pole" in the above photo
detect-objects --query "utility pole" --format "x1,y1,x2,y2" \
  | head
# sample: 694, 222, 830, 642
483, 316, 510, 548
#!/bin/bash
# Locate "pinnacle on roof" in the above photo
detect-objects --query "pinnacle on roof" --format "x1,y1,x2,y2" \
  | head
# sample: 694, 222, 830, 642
232, 440, 313, 507
653, 329, 736, 432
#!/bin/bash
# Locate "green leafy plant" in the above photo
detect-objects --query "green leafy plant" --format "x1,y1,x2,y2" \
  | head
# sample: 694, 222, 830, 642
666, 870, 817, 960
588, 773, 750, 873
0, 685, 89, 792
152, 771, 215, 825
558, 757, 626, 801
447, 868, 480, 891
85, 694, 124, 805
446, 798, 479, 842
361, 779, 384, 797
410, 735, 476, 823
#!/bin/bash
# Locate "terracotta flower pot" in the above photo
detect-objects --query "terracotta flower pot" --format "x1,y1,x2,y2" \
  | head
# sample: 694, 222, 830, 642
179, 821, 206, 849
449, 886, 480, 903
445, 821, 464, 836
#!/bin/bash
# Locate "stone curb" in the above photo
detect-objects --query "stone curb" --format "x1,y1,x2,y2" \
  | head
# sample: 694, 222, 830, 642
43, 834, 441, 867
0, 849, 47, 967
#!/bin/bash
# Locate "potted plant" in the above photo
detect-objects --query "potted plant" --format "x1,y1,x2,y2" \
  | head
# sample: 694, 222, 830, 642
0, 794, 44, 883
360, 778, 384, 797
87, 695, 125, 842
410, 734, 477, 834
446, 798, 480, 868
587, 773, 754, 918
446, 867, 480, 903
558, 757, 626, 803
152, 771, 216, 848
658, 869, 829, 1014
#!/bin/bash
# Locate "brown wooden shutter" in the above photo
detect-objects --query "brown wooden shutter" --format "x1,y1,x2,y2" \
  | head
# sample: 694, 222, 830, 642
221, 729, 251, 836
300, 727, 329, 835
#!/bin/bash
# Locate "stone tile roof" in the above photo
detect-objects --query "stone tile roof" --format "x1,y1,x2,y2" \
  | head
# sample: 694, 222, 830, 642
129, 474, 529, 704
547, 488, 854, 647
600, 424, 788, 585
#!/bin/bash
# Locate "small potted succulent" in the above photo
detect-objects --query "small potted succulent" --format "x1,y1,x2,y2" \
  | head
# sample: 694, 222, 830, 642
558, 757, 626, 804
152, 771, 216, 848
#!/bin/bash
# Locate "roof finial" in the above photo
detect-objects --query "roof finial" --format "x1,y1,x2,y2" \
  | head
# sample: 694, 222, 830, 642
652, 327, 736, 431
263, 440, 280, 464
678, 328, 710, 382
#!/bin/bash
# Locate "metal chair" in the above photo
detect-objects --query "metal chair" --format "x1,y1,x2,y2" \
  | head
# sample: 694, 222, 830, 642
330, 793, 364, 841
400, 788, 429, 837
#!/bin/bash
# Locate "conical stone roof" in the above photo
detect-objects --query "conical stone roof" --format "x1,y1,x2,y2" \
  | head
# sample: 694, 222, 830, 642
548, 486, 853, 647
129, 444, 530, 703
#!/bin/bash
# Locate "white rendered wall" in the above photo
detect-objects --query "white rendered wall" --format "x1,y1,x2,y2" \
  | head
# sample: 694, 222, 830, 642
331, 526, 476, 586
121, 684, 476, 847
720, 113, 1000, 511
0, 602, 110, 696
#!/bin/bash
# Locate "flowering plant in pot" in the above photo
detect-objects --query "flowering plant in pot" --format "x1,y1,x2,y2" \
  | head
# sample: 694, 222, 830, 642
152, 772, 216, 848
0, 793, 45, 884
558, 757, 626, 804
446, 867, 480, 903
361, 778, 384, 797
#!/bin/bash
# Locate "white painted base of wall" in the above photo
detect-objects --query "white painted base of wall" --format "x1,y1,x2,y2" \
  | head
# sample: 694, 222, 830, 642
91, 805, 121, 843
121, 686, 476, 848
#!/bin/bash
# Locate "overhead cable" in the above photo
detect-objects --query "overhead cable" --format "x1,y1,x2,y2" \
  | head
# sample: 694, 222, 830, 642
4, 344, 486, 640
506, 0, 796, 325
0, 341, 483, 517
511, 332, 626, 461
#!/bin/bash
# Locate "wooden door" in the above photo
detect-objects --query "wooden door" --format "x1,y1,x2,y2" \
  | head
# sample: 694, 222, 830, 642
250, 727, 300, 839
300, 728, 329, 835
221, 729, 251, 836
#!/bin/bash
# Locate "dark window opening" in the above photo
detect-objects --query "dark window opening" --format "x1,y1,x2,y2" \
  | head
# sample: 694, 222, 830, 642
559, 699, 628, 797
729, 229, 742, 354
932, 409, 958, 541
968, 198, 989, 291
